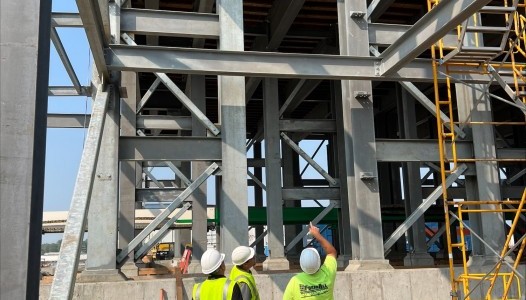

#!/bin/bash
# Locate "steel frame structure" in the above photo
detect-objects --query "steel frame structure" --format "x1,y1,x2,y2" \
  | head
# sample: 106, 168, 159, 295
1, 0, 525, 299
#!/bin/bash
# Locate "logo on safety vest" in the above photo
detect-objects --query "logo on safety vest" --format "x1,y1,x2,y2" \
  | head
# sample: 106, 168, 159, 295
299, 283, 329, 297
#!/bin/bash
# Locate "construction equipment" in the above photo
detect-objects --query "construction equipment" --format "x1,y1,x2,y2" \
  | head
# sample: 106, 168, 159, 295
155, 242, 175, 260
178, 244, 192, 274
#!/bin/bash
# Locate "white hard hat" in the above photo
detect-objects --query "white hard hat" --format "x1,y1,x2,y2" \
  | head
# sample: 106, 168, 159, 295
201, 249, 226, 274
232, 246, 255, 266
300, 248, 321, 274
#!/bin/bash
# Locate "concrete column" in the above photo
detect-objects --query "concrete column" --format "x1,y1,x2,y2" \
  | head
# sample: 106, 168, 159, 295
218, 0, 249, 263
0, 0, 50, 298
262, 78, 289, 270
398, 88, 434, 266
337, 0, 391, 270
187, 75, 208, 271
82, 86, 125, 282
118, 71, 140, 276
456, 84, 506, 265
253, 142, 266, 257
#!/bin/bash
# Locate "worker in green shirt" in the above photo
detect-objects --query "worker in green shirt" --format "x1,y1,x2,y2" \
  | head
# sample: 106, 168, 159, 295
192, 249, 243, 300
230, 246, 260, 300
283, 222, 338, 300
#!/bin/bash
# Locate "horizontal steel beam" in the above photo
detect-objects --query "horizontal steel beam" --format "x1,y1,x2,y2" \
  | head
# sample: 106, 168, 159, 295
106, 45, 508, 83
48, 86, 91, 96
51, 13, 83, 27
120, 8, 219, 38
136, 188, 184, 202
280, 119, 335, 132
282, 188, 340, 200
119, 137, 525, 163
136, 115, 192, 130
119, 136, 221, 161
47, 114, 90, 128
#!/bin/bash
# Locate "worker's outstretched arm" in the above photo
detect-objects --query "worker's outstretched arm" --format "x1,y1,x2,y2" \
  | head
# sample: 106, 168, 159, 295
309, 222, 337, 258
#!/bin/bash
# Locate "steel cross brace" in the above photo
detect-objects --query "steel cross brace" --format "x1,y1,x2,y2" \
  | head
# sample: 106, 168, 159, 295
116, 162, 219, 264
280, 132, 338, 187
121, 33, 221, 136
285, 200, 339, 253
49, 85, 110, 300
383, 164, 468, 254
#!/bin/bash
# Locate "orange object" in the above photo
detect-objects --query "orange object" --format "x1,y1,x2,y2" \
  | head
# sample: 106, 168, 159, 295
178, 244, 192, 274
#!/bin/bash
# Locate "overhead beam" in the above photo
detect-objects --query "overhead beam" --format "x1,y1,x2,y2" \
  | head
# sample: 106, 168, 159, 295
367, 0, 396, 22
75, 0, 109, 80
120, 8, 219, 39
379, 0, 492, 75
51, 13, 83, 27
119, 136, 221, 161
48, 86, 91, 96
279, 119, 335, 132
282, 188, 340, 200
106, 45, 508, 83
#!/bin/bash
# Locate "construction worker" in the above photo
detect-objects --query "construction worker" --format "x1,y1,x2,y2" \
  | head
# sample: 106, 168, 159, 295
283, 222, 338, 300
192, 249, 243, 300
230, 246, 260, 300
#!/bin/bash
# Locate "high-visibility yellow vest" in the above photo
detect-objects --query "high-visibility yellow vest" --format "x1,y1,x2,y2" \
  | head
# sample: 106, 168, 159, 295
192, 277, 237, 300
229, 266, 260, 300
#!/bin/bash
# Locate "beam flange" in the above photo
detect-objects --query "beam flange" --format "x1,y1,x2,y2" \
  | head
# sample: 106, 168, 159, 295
379, 0, 492, 75
106, 45, 510, 83
121, 8, 219, 38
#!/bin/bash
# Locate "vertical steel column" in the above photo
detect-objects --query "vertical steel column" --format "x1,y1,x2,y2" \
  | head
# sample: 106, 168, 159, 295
262, 78, 290, 270
253, 142, 266, 256
282, 143, 303, 261
83, 85, 123, 277
218, 0, 249, 261
399, 88, 435, 266
337, 0, 390, 269
118, 71, 140, 274
188, 75, 208, 264
456, 84, 506, 264
0, 0, 51, 298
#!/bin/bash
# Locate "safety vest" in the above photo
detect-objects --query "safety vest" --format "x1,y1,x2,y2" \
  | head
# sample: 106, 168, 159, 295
192, 277, 237, 300
229, 266, 260, 300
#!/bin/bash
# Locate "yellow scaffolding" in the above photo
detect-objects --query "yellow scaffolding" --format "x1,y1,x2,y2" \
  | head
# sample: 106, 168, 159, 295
428, 0, 526, 299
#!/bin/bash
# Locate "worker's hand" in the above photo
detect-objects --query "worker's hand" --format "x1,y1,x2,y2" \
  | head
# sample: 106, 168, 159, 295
308, 222, 320, 237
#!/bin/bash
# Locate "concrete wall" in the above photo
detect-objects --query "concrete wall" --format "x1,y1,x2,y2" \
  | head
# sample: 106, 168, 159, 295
41, 268, 457, 299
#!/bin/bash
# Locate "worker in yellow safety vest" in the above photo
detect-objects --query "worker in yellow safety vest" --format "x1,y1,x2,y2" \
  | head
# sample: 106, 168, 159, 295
192, 249, 243, 300
283, 222, 338, 300
229, 246, 260, 300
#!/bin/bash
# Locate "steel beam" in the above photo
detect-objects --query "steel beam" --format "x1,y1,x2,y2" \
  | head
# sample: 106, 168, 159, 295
136, 188, 184, 202
47, 114, 90, 128
51, 13, 83, 27
121, 8, 219, 38
75, 0, 109, 80
279, 119, 336, 132
136, 115, 192, 131
379, 0, 492, 75
383, 164, 468, 253
116, 163, 219, 263
267, 0, 305, 50
281, 133, 338, 186
119, 136, 221, 160
107, 45, 508, 83
367, 0, 396, 22
122, 34, 220, 136
136, 78, 161, 113
50, 28, 82, 93
49, 85, 109, 299
48, 86, 91, 96
134, 202, 192, 259
282, 188, 340, 200
285, 201, 338, 253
